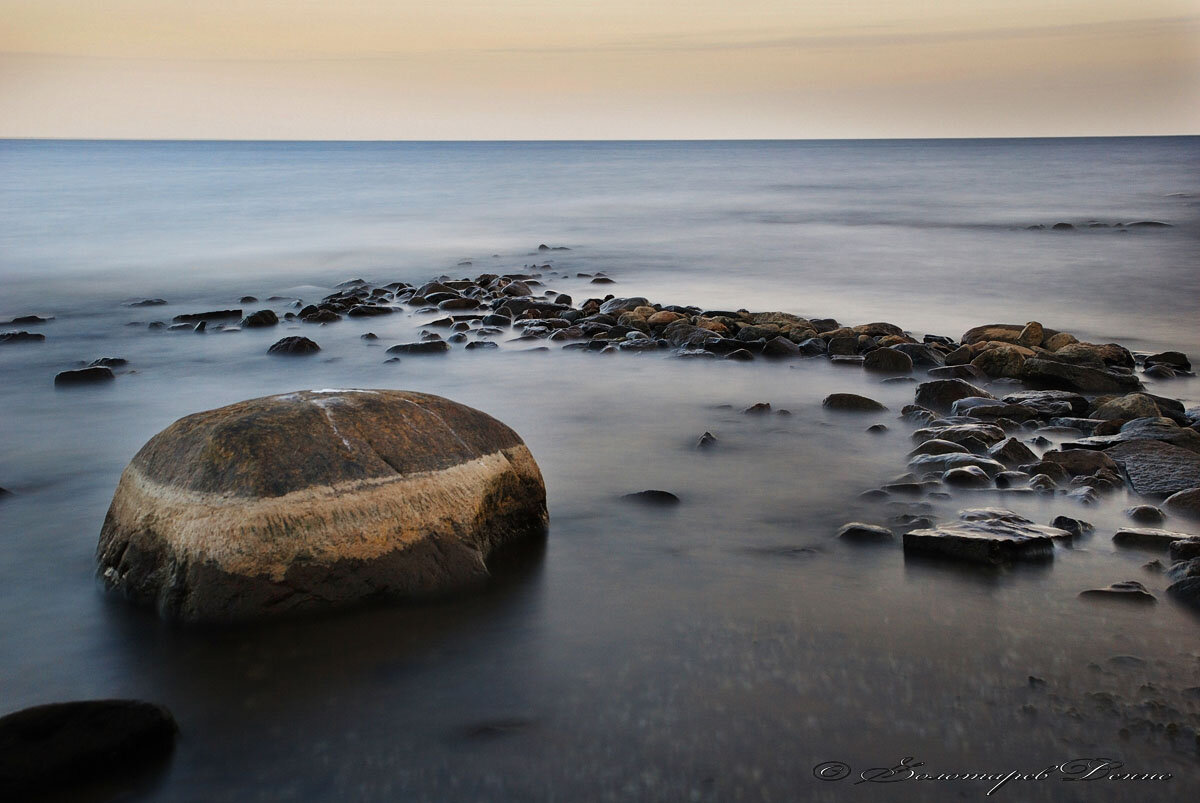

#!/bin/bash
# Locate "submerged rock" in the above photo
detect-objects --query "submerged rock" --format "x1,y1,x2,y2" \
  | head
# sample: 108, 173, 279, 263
622, 490, 681, 506
1079, 581, 1156, 604
914, 379, 994, 412
822, 393, 887, 412
1111, 527, 1194, 550
386, 340, 450, 355
96, 390, 548, 622
837, 522, 894, 542
267, 336, 320, 355
903, 508, 1062, 565
0, 331, 46, 344
54, 366, 115, 386
0, 699, 178, 800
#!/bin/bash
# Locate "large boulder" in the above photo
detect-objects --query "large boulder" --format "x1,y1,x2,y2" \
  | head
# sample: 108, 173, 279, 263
914, 379, 994, 412
1021, 357, 1142, 393
903, 509, 1062, 565
96, 390, 548, 622
1092, 393, 1159, 421
1105, 440, 1200, 497
1164, 488, 1200, 520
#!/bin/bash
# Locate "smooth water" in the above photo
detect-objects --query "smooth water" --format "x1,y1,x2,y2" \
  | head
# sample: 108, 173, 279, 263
1, 139, 1199, 801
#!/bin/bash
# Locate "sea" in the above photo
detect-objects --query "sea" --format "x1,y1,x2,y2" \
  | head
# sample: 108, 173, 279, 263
1, 138, 1198, 801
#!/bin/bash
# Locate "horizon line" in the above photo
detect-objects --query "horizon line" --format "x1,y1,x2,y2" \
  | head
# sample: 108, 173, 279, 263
2, 134, 1197, 144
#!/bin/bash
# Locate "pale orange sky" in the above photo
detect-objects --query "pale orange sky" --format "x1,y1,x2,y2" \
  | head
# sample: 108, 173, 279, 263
1, 0, 1198, 139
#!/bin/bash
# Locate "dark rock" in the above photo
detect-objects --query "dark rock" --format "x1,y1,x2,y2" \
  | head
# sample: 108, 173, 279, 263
1144, 351, 1190, 371
465, 340, 499, 350
863, 347, 913, 373
126, 298, 168, 307
598, 297, 648, 315
1168, 576, 1200, 609
908, 453, 1005, 478
892, 343, 945, 368
172, 309, 242, 324
1051, 222, 1075, 230
1106, 439, 1200, 496
928, 364, 987, 381
903, 508, 1061, 564
0, 699, 178, 800
89, 357, 127, 368
0, 331, 46, 344
942, 466, 991, 487
1050, 516, 1093, 537
696, 432, 718, 449
240, 309, 279, 328
302, 309, 341, 323
361, 332, 378, 341
1080, 581, 1156, 604
987, 437, 1038, 467
867, 424, 888, 434
348, 305, 394, 317
1040, 449, 1117, 476
267, 336, 320, 355
1112, 527, 1194, 550
1168, 537, 1200, 561
1124, 505, 1165, 525
622, 490, 680, 506
822, 393, 887, 413
912, 423, 1005, 448
743, 402, 772, 415
386, 341, 451, 355
1021, 357, 1142, 393
724, 348, 754, 361
1163, 487, 1200, 520
1002, 389, 1089, 416
909, 439, 968, 457
914, 379, 994, 412
837, 522, 894, 542
761, 336, 800, 358
9, 314, 53, 324
54, 367, 115, 386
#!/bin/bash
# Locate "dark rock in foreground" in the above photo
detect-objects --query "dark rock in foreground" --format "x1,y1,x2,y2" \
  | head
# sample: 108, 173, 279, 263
96, 389, 548, 622
54, 366, 115, 386
0, 699, 177, 800
903, 508, 1062, 565
1164, 487, 1200, 520
1106, 439, 1200, 497
268, 336, 320, 355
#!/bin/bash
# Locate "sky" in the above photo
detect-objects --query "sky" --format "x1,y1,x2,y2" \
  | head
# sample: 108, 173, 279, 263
1, 0, 1198, 139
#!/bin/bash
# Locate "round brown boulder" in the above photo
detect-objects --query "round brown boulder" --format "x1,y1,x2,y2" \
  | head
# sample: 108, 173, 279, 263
97, 389, 548, 622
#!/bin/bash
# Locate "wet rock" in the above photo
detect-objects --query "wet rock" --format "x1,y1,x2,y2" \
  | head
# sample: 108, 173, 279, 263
1112, 527, 1194, 550
1021, 357, 1141, 393
908, 453, 1005, 478
465, 340, 498, 350
837, 522, 894, 542
912, 423, 1005, 448
1080, 581, 1156, 604
1144, 365, 1178, 379
909, 439, 968, 457
971, 345, 1028, 379
914, 379, 994, 412
1168, 576, 1200, 609
1040, 449, 1118, 476
1028, 474, 1056, 491
240, 309, 279, 328
1144, 351, 1190, 372
1124, 505, 1165, 525
743, 402, 772, 415
127, 298, 168, 307
360, 332, 378, 341
724, 348, 755, 361
172, 309, 242, 324
0, 330, 46, 344
822, 393, 887, 412
598, 297, 648, 315
1106, 439, 1200, 496
903, 508, 1061, 564
97, 390, 547, 621
892, 343, 945, 368
622, 490, 680, 506
1050, 515, 1093, 537
1093, 393, 1159, 421
9, 314, 53, 324
0, 699, 178, 800
867, 424, 888, 434
987, 437, 1038, 467
386, 341, 451, 355
90, 357, 127, 368
761, 336, 801, 358
943, 466, 991, 487
863, 347, 913, 373
1163, 487, 1200, 520
1017, 321, 1044, 348
927, 364, 987, 381
348, 304, 395, 317
1002, 390, 1089, 416
54, 366, 115, 386
1168, 537, 1200, 561
267, 336, 320, 355
696, 431, 718, 449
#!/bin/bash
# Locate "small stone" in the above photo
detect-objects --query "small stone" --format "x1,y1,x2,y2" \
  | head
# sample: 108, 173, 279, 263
1124, 505, 1165, 524
1049, 516, 1093, 537
267, 336, 320, 355
1079, 581, 1156, 603
942, 466, 991, 487
54, 366, 115, 385
822, 393, 887, 413
696, 432, 718, 449
837, 522, 895, 542
386, 341, 451, 355
867, 424, 888, 434
742, 402, 772, 415
622, 490, 680, 506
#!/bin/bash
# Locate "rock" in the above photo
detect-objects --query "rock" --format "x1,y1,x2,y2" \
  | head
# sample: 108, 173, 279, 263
961, 324, 1028, 346
743, 402, 772, 415
1, 331, 46, 343
1042, 332, 1078, 351
1112, 527, 1194, 550
987, 437, 1038, 467
908, 453, 1005, 478
903, 508, 1061, 564
1002, 390, 1089, 416
837, 522, 894, 542
1164, 488, 1200, 520
1124, 505, 1165, 524
622, 490, 680, 506
386, 341, 450, 355
1017, 321, 1044, 348
863, 347, 913, 373
1053, 342, 1135, 369
822, 393, 887, 412
867, 424, 888, 434
348, 304, 395, 317
912, 423, 1005, 448
972, 345, 1027, 378
127, 298, 168, 307
1168, 576, 1200, 609
1051, 222, 1074, 230
1021, 358, 1142, 393
598, 297, 649, 315
892, 343, 945, 368
1168, 537, 1200, 561
761, 336, 801, 358
1144, 365, 1177, 379
993, 470, 1029, 489
240, 309, 279, 328
267, 336, 320, 356
696, 432, 718, 449
914, 379, 994, 412
54, 366, 115, 386
96, 390, 547, 621
8, 314, 53, 324
1079, 581, 1156, 604
942, 466, 991, 487
0, 699, 178, 800
361, 332, 378, 341
1040, 449, 1118, 476
1106, 440, 1200, 496
90, 357, 127, 368
1029, 474, 1056, 491
724, 348, 755, 362
1050, 515, 1093, 537
927, 364, 987, 381
465, 340, 498, 350
909, 439, 969, 457
1092, 393, 1159, 421
1145, 351, 1190, 371
172, 309, 241, 324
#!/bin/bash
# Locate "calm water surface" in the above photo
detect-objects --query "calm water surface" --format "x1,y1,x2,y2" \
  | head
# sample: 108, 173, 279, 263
1, 139, 1199, 801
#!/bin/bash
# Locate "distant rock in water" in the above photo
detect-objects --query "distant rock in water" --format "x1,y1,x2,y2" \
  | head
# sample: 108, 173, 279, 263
9, 315, 53, 324
0, 331, 45, 344
54, 366, 115, 386
96, 390, 548, 622
172, 309, 241, 324
822, 393, 887, 412
268, 336, 320, 355
622, 490, 681, 506
126, 298, 167, 307
1079, 581, 1156, 604
240, 309, 279, 328
0, 699, 178, 801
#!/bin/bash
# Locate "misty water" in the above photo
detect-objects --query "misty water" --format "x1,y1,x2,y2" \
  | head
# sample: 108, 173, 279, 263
1, 138, 1199, 801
